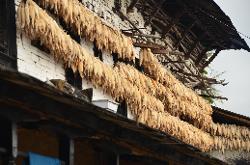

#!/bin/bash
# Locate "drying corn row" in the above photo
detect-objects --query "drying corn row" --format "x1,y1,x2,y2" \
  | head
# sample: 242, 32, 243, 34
139, 48, 250, 140
17, 0, 164, 118
140, 48, 213, 115
213, 136, 250, 153
17, 0, 250, 152
209, 123, 250, 140
37, 0, 135, 61
115, 63, 212, 129
137, 108, 214, 152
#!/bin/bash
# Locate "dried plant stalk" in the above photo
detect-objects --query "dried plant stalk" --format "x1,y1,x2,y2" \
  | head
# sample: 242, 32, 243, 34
139, 48, 250, 141
17, 0, 250, 152
140, 48, 213, 115
115, 63, 212, 129
17, 0, 163, 119
37, 0, 135, 61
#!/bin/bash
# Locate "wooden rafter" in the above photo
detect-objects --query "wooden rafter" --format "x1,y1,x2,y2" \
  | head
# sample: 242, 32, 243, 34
162, 10, 185, 37
145, 0, 167, 26
133, 42, 185, 56
195, 47, 209, 66
171, 69, 220, 84
174, 20, 196, 49
201, 49, 221, 70
200, 94, 228, 101
123, 31, 162, 39
185, 33, 206, 59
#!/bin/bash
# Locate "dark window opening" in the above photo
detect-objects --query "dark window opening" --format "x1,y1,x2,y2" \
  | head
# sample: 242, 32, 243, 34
117, 101, 127, 117
112, 53, 131, 65
0, 0, 17, 70
65, 68, 82, 90
31, 40, 50, 54
134, 58, 144, 72
93, 40, 103, 61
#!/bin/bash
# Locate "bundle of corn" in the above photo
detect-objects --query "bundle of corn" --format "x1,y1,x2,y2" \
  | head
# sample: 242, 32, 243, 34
17, 0, 250, 152
209, 123, 250, 140
138, 108, 214, 152
37, 0, 135, 61
17, 0, 163, 119
213, 136, 250, 153
115, 63, 212, 129
139, 48, 213, 116
139, 48, 250, 142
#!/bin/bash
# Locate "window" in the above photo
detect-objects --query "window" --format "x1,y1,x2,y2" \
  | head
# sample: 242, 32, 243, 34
117, 101, 127, 117
93, 41, 103, 61
0, 0, 17, 70
65, 68, 82, 90
112, 53, 131, 65
31, 40, 50, 54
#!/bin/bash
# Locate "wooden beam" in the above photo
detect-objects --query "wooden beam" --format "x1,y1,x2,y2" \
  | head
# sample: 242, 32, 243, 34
133, 42, 185, 56
123, 32, 162, 39
59, 135, 75, 165
145, 0, 167, 26
151, 49, 185, 56
174, 21, 196, 49
162, 11, 185, 37
171, 69, 219, 83
127, 0, 140, 13
195, 47, 209, 66
115, 11, 143, 34
200, 94, 228, 101
201, 49, 221, 70
186, 33, 206, 59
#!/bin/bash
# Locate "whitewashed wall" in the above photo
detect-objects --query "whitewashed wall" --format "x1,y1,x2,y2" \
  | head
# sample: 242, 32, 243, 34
15, 0, 65, 81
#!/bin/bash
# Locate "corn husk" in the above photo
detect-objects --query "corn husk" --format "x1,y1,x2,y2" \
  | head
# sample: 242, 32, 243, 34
140, 48, 213, 115
115, 63, 212, 129
37, 0, 135, 61
17, 0, 250, 152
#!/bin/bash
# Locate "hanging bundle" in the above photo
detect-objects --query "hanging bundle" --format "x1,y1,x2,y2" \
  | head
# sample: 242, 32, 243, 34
17, 0, 163, 120
139, 48, 213, 116
115, 63, 212, 129
37, 0, 135, 61
17, 0, 250, 153
209, 123, 250, 140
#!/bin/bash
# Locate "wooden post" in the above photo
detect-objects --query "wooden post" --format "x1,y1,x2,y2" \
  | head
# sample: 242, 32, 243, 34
0, 118, 18, 165
59, 135, 75, 165
116, 154, 120, 165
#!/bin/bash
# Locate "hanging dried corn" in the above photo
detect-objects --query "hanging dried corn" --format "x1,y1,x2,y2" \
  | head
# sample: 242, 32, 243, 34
17, 0, 250, 153
17, 0, 164, 120
37, 0, 135, 61
209, 123, 250, 140
115, 63, 212, 129
140, 48, 213, 115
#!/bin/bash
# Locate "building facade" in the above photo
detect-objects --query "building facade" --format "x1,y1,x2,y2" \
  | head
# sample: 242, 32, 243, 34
0, 0, 249, 164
